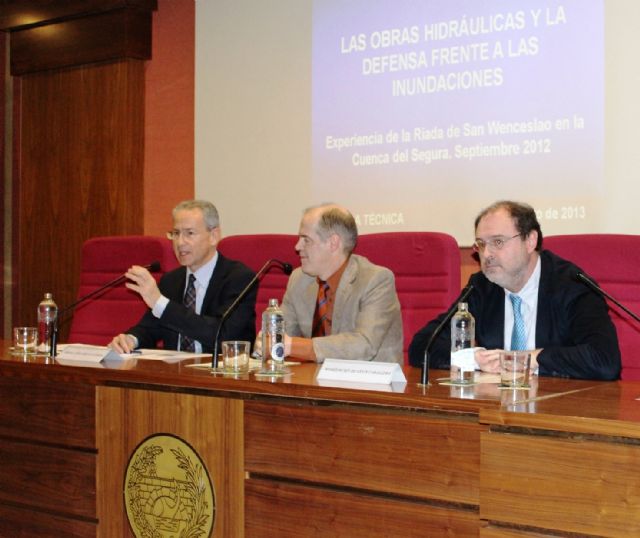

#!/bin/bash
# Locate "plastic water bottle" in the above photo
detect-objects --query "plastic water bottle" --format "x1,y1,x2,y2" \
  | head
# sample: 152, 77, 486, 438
450, 302, 475, 384
261, 298, 287, 374
37, 292, 58, 354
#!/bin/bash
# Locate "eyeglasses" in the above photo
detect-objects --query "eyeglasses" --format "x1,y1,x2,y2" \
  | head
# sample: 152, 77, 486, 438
472, 233, 523, 253
166, 229, 211, 241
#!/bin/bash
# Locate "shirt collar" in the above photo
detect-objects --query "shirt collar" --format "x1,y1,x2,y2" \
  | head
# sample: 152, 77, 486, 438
320, 256, 350, 291
187, 251, 219, 288
505, 255, 541, 304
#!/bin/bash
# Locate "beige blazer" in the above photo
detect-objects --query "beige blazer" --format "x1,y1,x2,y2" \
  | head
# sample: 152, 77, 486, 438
282, 254, 403, 363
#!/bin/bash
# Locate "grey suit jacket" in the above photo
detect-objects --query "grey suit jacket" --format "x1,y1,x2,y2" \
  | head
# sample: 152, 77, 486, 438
282, 254, 403, 363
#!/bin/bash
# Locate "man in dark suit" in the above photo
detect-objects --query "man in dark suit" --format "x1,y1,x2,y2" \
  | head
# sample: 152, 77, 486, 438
409, 200, 621, 380
109, 200, 256, 353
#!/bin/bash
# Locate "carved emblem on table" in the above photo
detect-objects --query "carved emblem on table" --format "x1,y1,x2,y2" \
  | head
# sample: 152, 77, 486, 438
124, 434, 215, 537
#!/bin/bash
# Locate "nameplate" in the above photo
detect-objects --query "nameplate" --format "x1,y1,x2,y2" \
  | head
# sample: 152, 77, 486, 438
317, 358, 407, 385
58, 344, 123, 364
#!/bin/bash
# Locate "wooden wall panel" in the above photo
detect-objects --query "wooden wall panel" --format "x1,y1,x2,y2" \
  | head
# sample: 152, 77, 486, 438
11, 9, 152, 75
461, 246, 478, 286
143, 0, 194, 236
15, 59, 145, 330
1, 34, 6, 337
246, 478, 479, 538
0, 0, 156, 31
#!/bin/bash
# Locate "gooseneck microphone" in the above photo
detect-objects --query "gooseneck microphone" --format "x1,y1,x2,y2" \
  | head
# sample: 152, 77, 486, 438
50, 261, 162, 357
575, 272, 640, 323
212, 259, 293, 368
420, 284, 474, 386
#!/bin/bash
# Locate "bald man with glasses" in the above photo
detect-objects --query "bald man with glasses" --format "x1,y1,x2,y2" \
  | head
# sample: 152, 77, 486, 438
409, 200, 621, 380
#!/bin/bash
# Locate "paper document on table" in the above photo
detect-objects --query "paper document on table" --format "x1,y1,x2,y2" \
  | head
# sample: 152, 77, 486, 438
55, 344, 128, 366
450, 347, 481, 371
57, 344, 123, 362
55, 345, 207, 365
134, 349, 211, 363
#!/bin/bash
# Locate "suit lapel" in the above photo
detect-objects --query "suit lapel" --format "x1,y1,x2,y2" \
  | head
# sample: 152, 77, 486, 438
301, 278, 319, 335
166, 266, 188, 302
487, 288, 506, 348
201, 254, 228, 311
535, 252, 551, 346
476, 277, 506, 349
332, 256, 357, 333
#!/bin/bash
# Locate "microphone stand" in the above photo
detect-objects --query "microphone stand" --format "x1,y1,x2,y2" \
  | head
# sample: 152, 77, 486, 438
50, 261, 161, 357
420, 285, 474, 386
576, 273, 640, 323
211, 259, 293, 369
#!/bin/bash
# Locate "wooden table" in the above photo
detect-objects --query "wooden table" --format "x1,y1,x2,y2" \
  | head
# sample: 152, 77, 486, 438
0, 341, 638, 537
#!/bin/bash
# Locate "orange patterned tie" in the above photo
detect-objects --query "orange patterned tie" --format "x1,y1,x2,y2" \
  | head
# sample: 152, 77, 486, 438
312, 280, 330, 337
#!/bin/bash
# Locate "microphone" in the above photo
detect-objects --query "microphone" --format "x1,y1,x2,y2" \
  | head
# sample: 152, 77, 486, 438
421, 284, 474, 385
575, 272, 640, 324
212, 259, 293, 368
50, 261, 161, 357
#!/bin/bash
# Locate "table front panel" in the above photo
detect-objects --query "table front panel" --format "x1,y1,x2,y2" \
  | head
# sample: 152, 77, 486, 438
0, 375, 95, 448
0, 504, 96, 538
481, 430, 640, 537
245, 400, 483, 505
0, 438, 96, 519
96, 386, 244, 538
480, 524, 554, 537
245, 477, 479, 537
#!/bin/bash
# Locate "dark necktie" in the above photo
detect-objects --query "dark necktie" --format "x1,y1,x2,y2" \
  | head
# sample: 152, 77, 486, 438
510, 294, 527, 350
181, 274, 196, 352
312, 280, 330, 337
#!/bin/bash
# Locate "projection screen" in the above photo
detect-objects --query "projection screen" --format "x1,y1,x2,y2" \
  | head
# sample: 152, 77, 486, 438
195, 0, 640, 246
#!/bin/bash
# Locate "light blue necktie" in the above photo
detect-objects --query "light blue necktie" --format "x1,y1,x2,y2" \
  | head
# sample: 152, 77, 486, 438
510, 294, 527, 350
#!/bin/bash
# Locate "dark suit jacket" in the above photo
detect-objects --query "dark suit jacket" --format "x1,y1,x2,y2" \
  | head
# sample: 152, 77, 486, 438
408, 250, 621, 380
127, 254, 256, 352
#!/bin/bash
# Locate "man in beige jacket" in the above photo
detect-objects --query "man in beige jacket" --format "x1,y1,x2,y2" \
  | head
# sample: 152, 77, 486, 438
282, 203, 403, 364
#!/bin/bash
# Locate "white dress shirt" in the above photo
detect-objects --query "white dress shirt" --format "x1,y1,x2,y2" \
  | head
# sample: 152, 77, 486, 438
152, 252, 219, 352
503, 255, 541, 351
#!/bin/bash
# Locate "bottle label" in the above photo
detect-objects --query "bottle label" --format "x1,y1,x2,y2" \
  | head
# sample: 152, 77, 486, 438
271, 342, 285, 362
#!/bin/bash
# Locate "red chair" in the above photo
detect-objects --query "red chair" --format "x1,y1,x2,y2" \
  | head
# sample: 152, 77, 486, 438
67, 236, 179, 345
218, 234, 299, 332
355, 232, 461, 363
544, 234, 640, 380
